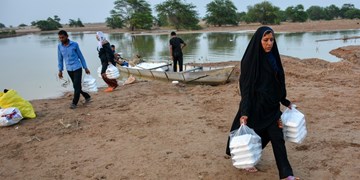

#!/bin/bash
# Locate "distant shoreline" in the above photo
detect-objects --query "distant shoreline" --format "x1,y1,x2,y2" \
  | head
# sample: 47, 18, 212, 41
2, 19, 360, 39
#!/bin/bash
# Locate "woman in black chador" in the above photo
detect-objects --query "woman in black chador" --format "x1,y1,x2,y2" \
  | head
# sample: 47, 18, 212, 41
226, 26, 300, 180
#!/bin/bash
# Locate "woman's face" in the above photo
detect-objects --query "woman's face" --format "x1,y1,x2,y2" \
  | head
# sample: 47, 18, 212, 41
261, 32, 274, 53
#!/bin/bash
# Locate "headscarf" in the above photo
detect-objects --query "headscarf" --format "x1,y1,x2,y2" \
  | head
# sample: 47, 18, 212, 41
96, 31, 107, 50
239, 26, 288, 126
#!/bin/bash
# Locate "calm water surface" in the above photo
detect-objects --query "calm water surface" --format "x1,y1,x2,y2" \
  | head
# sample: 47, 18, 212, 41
0, 30, 359, 100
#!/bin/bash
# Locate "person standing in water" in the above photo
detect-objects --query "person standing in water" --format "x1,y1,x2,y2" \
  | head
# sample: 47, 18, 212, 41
57, 30, 91, 109
169, 31, 186, 72
226, 26, 300, 180
96, 31, 118, 92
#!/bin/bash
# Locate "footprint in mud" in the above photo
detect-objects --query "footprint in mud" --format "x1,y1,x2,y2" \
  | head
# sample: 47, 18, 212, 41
105, 163, 114, 169
295, 145, 310, 151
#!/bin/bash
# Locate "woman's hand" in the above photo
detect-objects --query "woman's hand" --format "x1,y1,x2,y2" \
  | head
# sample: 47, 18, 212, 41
240, 116, 248, 125
288, 103, 292, 110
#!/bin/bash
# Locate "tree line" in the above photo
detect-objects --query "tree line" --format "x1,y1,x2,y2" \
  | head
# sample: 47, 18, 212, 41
0, 15, 85, 31
106, 0, 360, 30
1, 0, 359, 32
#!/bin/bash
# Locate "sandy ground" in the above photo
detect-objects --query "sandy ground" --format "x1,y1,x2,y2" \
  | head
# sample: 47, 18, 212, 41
1, 21, 360, 179
0, 47, 359, 179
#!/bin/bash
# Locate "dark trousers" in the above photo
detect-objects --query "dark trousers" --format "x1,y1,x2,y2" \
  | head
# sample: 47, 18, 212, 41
101, 62, 118, 88
226, 119, 293, 179
67, 68, 90, 105
173, 55, 183, 72
255, 121, 293, 179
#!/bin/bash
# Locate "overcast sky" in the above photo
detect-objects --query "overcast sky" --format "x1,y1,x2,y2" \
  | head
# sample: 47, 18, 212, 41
1, 0, 359, 26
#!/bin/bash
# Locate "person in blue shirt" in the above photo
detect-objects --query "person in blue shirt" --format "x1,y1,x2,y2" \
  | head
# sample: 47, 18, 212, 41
57, 30, 91, 109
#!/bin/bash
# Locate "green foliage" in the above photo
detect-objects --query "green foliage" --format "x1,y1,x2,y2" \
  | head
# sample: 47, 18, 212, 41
245, 1, 281, 25
106, 15, 124, 29
0, 23, 6, 28
0, 29, 16, 35
155, 0, 201, 30
324, 4, 340, 20
306, 6, 325, 20
340, 3, 355, 18
130, 13, 153, 30
107, 0, 153, 30
18, 23, 27, 27
344, 9, 360, 19
69, 18, 84, 27
236, 12, 246, 22
285, 4, 308, 22
33, 15, 62, 31
204, 0, 238, 26
276, 10, 287, 22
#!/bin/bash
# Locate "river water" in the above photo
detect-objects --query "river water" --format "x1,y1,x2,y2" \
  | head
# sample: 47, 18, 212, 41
0, 30, 359, 100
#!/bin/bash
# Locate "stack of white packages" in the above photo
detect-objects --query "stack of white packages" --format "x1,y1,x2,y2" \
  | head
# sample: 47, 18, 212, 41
106, 64, 120, 79
229, 125, 262, 169
97, 64, 120, 79
82, 74, 98, 92
281, 104, 307, 144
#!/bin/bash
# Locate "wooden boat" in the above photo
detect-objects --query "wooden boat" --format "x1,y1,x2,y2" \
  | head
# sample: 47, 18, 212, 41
117, 61, 235, 85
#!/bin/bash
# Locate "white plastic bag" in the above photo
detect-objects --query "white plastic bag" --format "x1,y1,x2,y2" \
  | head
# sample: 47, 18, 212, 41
229, 124, 262, 169
82, 74, 98, 92
0, 107, 23, 126
97, 66, 102, 78
281, 104, 307, 144
105, 64, 120, 79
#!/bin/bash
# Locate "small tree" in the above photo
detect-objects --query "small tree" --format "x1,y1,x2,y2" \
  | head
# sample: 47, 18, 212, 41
18, 23, 27, 27
344, 9, 360, 19
0, 23, 5, 28
245, 1, 281, 25
205, 0, 239, 26
324, 4, 340, 20
33, 16, 62, 31
69, 18, 84, 27
155, 0, 201, 30
340, 3, 355, 18
106, 14, 124, 29
285, 5, 308, 22
107, 0, 153, 30
237, 12, 246, 22
306, 6, 325, 20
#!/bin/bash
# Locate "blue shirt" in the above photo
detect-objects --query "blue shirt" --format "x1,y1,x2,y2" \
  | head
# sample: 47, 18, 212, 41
58, 40, 88, 72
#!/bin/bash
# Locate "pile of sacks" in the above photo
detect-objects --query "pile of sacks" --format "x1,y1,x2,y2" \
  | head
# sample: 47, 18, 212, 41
82, 74, 98, 92
281, 104, 307, 144
229, 125, 262, 169
97, 64, 120, 79
0, 89, 36, 127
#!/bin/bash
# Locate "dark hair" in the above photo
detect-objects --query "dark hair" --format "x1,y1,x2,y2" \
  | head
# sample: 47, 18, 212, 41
58, 30, 68, 36
263, 30, 273, 36
111, 45, 115, 48
170, 31, 176, 36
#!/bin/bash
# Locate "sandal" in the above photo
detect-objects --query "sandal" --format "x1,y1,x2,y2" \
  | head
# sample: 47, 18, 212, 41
281, 176, 300, 180
243, 167, 258, 173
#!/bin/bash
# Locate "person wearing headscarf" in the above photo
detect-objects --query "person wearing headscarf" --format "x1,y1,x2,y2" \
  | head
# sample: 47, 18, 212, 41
96, 31, 118, 92
226, 26, 300, 180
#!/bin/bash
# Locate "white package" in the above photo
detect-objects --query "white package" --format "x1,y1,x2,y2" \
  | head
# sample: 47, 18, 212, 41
82, 74, 98, 92
0, 107, 23, 126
